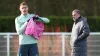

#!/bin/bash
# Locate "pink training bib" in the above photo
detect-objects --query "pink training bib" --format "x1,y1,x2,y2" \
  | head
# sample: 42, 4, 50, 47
25, 17, 44, 40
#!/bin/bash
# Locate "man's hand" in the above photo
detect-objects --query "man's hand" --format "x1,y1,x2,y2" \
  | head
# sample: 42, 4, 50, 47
33, 15, 39, 20
27, 19, 30, 22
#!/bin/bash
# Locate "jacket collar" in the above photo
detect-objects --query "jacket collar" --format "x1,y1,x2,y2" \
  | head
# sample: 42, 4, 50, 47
75, 16, 81, 24
20, 13, 30, 17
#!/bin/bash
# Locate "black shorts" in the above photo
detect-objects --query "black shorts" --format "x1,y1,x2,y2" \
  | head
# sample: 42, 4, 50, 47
18, 43, 39, 56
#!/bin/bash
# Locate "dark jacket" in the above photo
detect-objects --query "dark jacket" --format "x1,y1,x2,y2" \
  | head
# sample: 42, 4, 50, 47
70, 16, 90, 55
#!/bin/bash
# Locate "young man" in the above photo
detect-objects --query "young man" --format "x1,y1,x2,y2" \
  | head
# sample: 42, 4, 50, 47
15, 2, 50, 56
70, 9, 90, 56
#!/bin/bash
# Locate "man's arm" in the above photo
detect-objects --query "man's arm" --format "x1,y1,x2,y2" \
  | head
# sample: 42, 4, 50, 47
77, 22, 90, 41
38, 17, 50, 23
15, 18, 28, 35
32, 15, 50, 23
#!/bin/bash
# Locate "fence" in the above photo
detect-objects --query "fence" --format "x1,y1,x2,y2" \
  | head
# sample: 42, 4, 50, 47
0, 32, 100, 56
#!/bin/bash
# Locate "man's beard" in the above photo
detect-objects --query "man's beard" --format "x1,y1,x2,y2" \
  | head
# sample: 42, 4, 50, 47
73, 18, 77, 21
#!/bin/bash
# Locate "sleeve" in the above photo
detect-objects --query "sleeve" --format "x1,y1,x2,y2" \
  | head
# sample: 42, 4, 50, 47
38, 17, 50, 23
15, 18, 28, 35
77, 21, 90, 41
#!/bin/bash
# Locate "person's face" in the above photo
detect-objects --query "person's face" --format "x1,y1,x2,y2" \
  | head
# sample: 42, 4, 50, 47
72, 11, 80, 21
19, 5, 28, 15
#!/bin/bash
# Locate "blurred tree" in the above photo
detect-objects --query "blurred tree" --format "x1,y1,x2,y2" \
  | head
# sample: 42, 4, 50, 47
0, 0, 100, 16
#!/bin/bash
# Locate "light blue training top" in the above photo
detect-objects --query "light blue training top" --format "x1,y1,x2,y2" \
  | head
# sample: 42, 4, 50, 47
15, 13, 50, 45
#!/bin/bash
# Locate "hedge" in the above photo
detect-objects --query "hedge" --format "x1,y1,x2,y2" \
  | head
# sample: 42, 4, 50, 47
0, 16, 100, 32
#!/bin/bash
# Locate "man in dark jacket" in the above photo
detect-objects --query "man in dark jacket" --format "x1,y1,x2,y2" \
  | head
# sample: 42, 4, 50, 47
70, 9, 90, 56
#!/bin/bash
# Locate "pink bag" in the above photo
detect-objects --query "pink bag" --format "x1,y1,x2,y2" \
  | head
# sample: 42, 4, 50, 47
25, 18, 44, 40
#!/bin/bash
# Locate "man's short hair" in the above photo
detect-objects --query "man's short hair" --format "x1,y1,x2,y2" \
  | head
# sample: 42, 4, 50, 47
73, 9, 81, 14
20, 2, 28, 6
